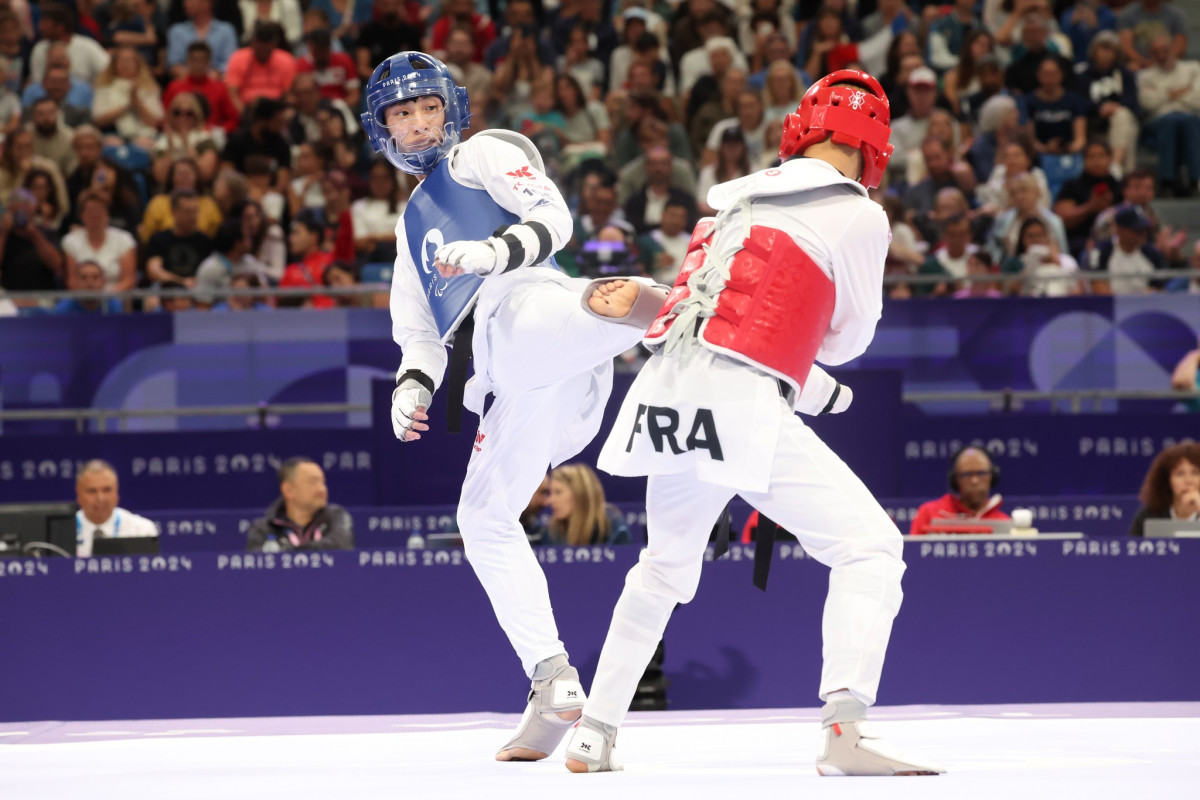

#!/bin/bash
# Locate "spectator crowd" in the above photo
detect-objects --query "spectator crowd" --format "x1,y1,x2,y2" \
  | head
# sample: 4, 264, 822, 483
0, 0, 1197, 315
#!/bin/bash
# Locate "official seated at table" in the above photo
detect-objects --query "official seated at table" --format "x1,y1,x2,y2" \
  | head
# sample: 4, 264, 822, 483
910, 446, 1010, 534
246, 457, 355, 551
542, 464, 632, 546
74, 459, 159, 556
1129, 442, 1200, 537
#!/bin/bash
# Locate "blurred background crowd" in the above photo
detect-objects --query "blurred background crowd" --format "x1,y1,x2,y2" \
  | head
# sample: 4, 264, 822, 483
0, 0, 1198, 318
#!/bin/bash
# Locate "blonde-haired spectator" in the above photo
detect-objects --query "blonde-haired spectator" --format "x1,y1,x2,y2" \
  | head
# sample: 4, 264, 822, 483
988, 171, 1068, 260
154, 91, 220, 187
0, 126, 67, 209
977, 138, 1052, 216
543, 464, 632, 547
761, 60, 805, 126
91, 45, 163, 150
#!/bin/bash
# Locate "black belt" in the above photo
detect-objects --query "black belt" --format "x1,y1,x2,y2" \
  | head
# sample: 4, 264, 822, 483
712, 506, 778, 592
445, 312, 474, 434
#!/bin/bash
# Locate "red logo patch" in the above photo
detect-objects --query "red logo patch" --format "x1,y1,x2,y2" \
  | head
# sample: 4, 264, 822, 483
765, 169, 782, 176
474, 430, 486, 452
506, 166, 534, 179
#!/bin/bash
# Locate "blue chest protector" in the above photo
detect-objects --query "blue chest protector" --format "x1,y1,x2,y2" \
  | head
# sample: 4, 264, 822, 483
402, 160, 515, 340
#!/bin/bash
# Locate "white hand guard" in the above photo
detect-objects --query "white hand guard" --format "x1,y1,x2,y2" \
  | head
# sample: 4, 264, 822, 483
391, 377, 432, 441
824, 382, 853, 414
434, 237, 510, 276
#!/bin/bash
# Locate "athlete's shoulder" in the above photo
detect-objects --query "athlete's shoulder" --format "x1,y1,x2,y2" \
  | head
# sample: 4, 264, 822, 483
456, 129, 545, 168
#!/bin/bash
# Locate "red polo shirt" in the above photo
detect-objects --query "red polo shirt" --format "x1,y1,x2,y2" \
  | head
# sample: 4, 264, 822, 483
909, 494, 1010, 535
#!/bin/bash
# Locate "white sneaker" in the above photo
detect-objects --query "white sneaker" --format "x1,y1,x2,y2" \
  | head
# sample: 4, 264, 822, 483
565, 716, 623, 773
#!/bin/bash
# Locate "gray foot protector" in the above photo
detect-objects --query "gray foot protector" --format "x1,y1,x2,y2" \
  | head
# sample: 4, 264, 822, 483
565, 715, 623, 772
496, 656, 586, 761
815, 699, 945, 776
579, 278, 670, 328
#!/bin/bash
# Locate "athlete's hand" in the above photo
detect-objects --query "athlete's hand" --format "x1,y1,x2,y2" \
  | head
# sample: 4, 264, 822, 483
392, 378, 432, 442
434, 239, 504, 277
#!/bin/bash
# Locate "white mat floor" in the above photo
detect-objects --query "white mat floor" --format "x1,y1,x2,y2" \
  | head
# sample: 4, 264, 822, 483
2, 703, 1197, 799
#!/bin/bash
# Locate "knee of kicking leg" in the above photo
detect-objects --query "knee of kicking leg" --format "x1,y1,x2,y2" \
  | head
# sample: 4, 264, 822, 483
631, 557, 702, 605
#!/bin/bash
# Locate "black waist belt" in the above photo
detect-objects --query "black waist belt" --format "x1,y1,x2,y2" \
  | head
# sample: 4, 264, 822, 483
445, 312, 474, 434
712, 504, 778, 593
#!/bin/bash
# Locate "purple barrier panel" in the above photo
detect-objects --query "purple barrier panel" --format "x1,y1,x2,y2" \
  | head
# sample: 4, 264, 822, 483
0, 429, 378, 509
894, 415, 1195, 497
144, 493, 1142, 556
1, 540, 1195, 721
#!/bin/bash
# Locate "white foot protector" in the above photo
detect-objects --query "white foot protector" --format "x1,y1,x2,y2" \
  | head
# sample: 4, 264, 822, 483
565, 715, 623, 773
495, 656, 585, 762
815, 699, 945, 776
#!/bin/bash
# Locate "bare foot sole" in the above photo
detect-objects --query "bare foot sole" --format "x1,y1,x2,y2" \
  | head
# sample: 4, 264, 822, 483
587, 279, 640, 318
565, 757, 589, 773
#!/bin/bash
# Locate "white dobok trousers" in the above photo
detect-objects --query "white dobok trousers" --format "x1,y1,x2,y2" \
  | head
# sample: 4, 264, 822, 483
585, 365, 906, 726
457, 276, 646, 678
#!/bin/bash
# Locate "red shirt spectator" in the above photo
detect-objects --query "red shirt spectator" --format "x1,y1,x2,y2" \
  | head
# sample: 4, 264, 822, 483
280, 251, 335, 308
909, 446, 1010, 534
296, 29, 360, 107
225, 47, 296, 108
225, 22, 296, 110
429, 0, 496, 63
281, 210, 334, 308
908, 494, 1011, 535
162, 41, 240, 133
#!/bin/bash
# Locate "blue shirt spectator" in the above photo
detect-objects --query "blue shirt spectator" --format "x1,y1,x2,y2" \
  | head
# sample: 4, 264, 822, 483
167, 14, 237, 73
22, 78, 94, 111
54, 297, 124, 314
1060, 1, 1117, 64
1021, 89, 1090, 151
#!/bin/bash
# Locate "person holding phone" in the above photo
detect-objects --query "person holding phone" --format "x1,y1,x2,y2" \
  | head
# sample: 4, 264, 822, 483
0, 185, 65, 291
1052, 139, 1124, 257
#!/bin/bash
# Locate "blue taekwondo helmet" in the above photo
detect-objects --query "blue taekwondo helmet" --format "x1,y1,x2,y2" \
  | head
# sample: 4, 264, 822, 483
362, 51, 471, 176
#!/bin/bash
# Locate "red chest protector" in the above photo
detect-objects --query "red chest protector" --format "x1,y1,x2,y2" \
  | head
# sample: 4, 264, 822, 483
644, 218, 836, 392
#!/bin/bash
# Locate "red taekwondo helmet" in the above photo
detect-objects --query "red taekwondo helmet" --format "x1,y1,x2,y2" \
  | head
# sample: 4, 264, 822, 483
779, 69, 894, 190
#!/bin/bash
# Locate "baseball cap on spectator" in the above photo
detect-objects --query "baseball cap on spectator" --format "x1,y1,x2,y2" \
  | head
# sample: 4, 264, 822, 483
1114, 205, 1151, 233
908, 66, 937, 88
1089, 30, 1121, 56
623, 7, 653, 23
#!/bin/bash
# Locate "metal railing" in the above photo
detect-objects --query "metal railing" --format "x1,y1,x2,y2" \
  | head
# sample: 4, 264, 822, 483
0, 267, 1198, 313
1, 390, 1195, 432
0, 402, 371, 433
904, 388, 1200, 413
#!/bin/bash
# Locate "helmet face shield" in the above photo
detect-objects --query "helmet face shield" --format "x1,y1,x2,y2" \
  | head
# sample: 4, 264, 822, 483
381, 95, 448, 155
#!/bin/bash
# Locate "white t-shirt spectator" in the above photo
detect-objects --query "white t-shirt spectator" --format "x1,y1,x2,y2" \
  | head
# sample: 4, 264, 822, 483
1023, 251, 1080, 298
93, 79, 164, 141
648, 227, 690, 284
351, 197, 406, 243
61, 227, 138, 289
1089, 239, 1162, 294
706, 118, 769, 167
30, 35, 110, 83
